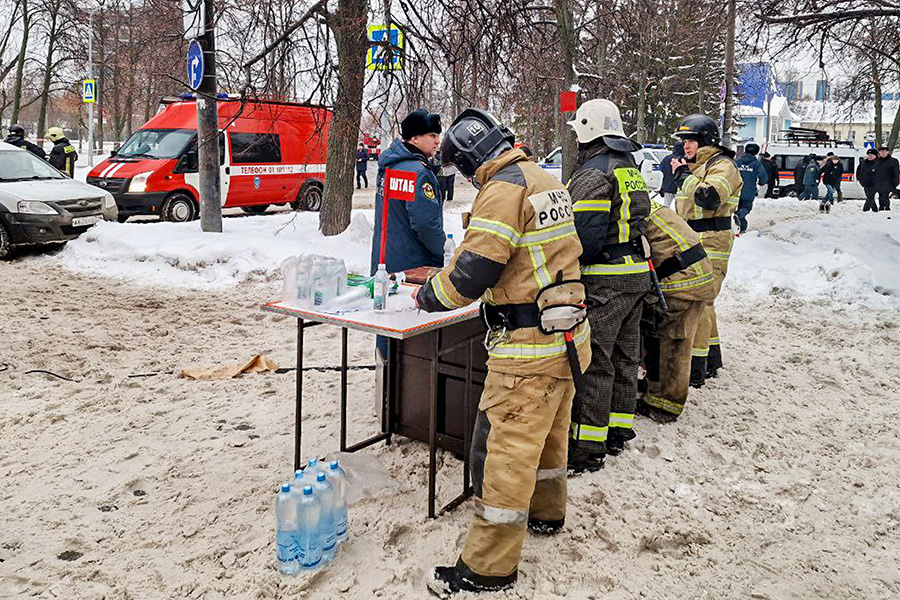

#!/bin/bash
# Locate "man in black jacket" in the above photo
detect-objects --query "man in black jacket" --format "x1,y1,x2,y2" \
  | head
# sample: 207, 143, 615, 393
761, 152, 778, 198
4, 124, 46, 159
658, 141, 686, 208
356, 143, 369, 189
856, 149, 879, 212
793, 157, 808, 197
874, 147, 899, 211
820, 155, 843, 213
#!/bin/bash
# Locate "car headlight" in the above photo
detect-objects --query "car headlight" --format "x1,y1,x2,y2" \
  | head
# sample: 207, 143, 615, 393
128, 171, 154, 193
102, 194, 116, 209
16, 201, 58, 215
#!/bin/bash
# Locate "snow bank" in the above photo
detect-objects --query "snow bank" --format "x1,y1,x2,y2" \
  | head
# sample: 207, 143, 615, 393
729, 211, 900, 308
57, 208, 470, 289
57, 212, 377, 288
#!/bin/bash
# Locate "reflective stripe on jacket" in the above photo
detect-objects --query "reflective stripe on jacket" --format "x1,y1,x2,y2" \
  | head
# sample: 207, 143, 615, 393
675, 147, 742, 273
643, 201, 716, 302
417, 148, 591, 378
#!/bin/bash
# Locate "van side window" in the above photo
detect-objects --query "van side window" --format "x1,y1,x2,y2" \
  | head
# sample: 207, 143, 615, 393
230, 133, 282, 164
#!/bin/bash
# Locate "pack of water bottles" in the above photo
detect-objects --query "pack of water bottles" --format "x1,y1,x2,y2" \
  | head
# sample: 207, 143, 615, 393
282, 254, 405, 314
275, 458, 349, 574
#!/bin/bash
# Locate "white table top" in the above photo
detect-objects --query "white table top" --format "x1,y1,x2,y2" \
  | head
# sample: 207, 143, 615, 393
262, 284, 480, 339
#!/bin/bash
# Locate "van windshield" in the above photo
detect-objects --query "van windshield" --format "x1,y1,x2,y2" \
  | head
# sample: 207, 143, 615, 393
0, 149, 65, 181
117, 129, 194, 159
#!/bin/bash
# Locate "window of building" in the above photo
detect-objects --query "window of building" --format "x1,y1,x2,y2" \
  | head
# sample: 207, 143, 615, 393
779, 81, 802, 101
815, 80, 830, 101
229, 133, 282, 164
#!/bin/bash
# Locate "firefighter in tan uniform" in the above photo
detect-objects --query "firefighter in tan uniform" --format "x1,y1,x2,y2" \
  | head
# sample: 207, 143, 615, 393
414, 109, 590, 596
671, 114, 743, 388
637, 199, 717, 422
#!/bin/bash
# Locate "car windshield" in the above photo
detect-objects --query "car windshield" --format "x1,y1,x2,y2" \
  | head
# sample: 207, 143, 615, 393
0, 149, 65, 181
116, 128, 194, 159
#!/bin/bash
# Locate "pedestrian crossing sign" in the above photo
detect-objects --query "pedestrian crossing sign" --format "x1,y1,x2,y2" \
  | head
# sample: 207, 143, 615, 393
82, 79, 96, 104
366, 25, 403, 71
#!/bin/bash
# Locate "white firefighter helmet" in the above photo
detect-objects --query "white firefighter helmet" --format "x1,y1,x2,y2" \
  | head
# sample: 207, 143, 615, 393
566, 99, 626, 144
45, 127, 65, 141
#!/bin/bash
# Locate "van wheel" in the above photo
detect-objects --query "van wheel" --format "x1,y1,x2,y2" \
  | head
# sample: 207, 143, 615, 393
0, 221, 12, 260
240, 204, 269, 215
161, 193, 197, 222
293, 180, 323, 212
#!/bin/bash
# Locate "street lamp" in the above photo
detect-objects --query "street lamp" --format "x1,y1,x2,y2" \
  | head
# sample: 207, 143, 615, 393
87, 3, 102, 168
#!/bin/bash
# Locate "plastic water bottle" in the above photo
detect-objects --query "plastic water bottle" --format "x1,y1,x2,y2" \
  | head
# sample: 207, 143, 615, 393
443, 233, 456, 267
327, 460, 348, 542
275, 483, 300, 575
373, 263, 390, 312
313, 472, 337, 562
296, 485, 323, 570
335, 259, 348, 296
313, 259, 333, 308
302, 458, 325, 484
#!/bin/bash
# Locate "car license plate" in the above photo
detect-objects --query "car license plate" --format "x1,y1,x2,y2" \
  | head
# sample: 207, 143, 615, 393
71, 215, 102, 227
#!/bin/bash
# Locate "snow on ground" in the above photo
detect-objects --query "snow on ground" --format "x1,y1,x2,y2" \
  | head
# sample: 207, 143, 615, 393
2, 196, 899, 599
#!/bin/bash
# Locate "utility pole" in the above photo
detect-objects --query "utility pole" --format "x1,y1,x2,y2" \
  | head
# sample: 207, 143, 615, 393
195, 0, 222, 232
721, 0, 736, 149
87, 5, 100, 168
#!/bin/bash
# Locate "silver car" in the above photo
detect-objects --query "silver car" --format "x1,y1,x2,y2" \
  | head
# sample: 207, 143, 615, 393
0, 142, 117, 259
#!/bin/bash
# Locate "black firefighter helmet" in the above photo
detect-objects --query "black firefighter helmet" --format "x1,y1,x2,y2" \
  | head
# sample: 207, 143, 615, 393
672, 114, 721, 148
440, 108, 515, 178
7, 124, 25, 137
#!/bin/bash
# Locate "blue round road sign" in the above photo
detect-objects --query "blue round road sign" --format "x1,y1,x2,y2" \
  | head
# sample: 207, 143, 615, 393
187, 40, 204, 90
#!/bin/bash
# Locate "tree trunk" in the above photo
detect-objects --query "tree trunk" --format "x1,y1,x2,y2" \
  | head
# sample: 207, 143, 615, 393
319, 0, 368, 236
636, 80, 646, 144
36, 1, 59, 137
10, 0, 29, 124
555, 0, 578, 183
872, 60, 883, 148
721, 0, 735, 148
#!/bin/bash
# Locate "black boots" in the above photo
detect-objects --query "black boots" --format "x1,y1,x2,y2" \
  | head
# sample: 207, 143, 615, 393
428, 559, 517, 597
528, 517, 565, 535
636, 399, 678, 423
567, 444, 605, 473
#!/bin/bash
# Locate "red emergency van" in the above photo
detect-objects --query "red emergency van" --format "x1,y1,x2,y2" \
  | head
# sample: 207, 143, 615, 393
87, 96, 331, 222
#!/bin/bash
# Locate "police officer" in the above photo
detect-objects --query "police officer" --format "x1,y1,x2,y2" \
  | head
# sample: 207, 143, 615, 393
734, 142, 767, 233
416, 109, 589, 596
672, 114, 743, 387
565, 99, 652, 471
4, 124, 46, 159
46, 127, 78, 177
637, 199, 716, 422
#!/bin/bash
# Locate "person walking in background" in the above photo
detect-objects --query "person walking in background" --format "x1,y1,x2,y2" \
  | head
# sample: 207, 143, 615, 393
824, 152, 844, 202
793, 156, 808, 197
4, 124, 46, 159
874, 147, 899, 211
761, 152, 779, 198
435, 150, 456, 203
356, 143, 369, 189
820, 155, 843, 213
46, 127, 77, 178
734, 142, 768, 233
659, 141, 687, 208
798, 154, 820, 201
857, 149, 879, 212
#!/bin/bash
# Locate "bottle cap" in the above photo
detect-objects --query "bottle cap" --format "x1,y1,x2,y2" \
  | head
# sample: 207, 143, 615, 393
330, 460, 339, 469
303, 485, 314, 495
281, 483, 291, 493
447, 233, 453, 239
307, 457, 318, 467
295, 469, 303, 478
317, 472, 327, 482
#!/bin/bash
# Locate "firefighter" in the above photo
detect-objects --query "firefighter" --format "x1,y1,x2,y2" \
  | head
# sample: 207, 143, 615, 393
45, 127, 78, 177
637, 199, 717, 422
671, 114, 742, 387
4, 124, 46, 159
415, 109, 590, 596
565, 99, 652, 471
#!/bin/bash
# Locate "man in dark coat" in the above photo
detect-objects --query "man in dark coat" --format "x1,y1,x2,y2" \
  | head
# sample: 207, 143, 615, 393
820, 155, 843, 213
658, 141, 685, 208
760, 152, 778, 198
857, 149, 879, 212
4, 124, 46, 159
874, 147, 899, 211
798, 154, 820, 201
734, 142, 768, 233
356, 143, 369, 189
